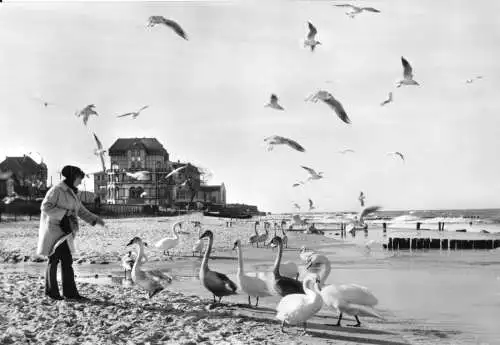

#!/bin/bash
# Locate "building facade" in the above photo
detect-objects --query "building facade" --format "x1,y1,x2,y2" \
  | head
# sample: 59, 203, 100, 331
93, 137, 226, 207
0, 156, 48, 199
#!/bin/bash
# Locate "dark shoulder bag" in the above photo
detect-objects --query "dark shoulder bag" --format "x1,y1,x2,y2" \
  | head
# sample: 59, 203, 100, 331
60, 214, 73, 234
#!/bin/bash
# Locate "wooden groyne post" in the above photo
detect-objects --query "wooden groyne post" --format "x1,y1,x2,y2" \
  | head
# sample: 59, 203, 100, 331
387, 237, 500, 250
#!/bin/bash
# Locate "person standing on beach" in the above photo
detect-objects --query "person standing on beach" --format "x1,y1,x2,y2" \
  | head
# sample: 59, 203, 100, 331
37, 165, 105, 301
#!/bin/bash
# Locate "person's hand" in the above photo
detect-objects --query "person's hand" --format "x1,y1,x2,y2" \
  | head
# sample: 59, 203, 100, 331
66, 209, 76, 217
95, 218, 105, 227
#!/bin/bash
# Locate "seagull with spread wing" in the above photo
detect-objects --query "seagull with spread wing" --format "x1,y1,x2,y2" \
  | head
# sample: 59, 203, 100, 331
308, 198, 315, 211
380, 92, 393, 106
333, 4, 381, 18
359, 191, 365, 207
116, 105, 149, 119
353, 205, 382, 229
292, 181, 305, 187
338, 149, 355, 154
264, 135, 305, 152
163, 165, 187, 181
397, 57, 420, 87
306, 90, 351, 124
293, 203, 301, 211
76, 104, 99, 126
466, 76, 483, 84
93, 133, 107, 172
147, 16, 188, 40
265, 94, 284, 110
304, 21, 321, 51
387, 151, 405, 162
126, 171, 151, 181
301, 166, 324, 181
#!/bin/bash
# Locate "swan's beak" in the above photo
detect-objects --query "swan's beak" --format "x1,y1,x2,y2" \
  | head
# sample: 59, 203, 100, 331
305, 261, 313, 270
126, 239, 134, 246
270, 242, 277, 248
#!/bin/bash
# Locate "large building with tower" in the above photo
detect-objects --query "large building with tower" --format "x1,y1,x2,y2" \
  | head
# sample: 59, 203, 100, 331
93, 137, 226, 207
0, 155, 48, 199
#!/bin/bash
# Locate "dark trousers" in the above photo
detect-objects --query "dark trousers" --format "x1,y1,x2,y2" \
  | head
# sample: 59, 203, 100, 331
45, 240, 79, 298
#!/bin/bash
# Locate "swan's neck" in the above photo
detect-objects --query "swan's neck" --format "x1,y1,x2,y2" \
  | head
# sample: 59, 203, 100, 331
273, 241, 283, 276
317, 262, 332, 287
201, 235, 213, 272
236, 246, 244, 275
173, 227, 179, 239
132, 243, 145, 272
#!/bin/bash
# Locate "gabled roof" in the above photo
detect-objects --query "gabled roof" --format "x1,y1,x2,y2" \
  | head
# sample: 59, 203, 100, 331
0, 156, 44, 176
108, 138, 168, 155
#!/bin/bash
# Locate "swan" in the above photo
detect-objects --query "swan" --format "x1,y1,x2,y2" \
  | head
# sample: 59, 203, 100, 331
257, 227, 269, 247
299, 246, 315, 262
233, 239, 272, 307
305, 254, 381, 327
269, 236, 304, 296
192, 223, 204, 257
126, 237, 173, 298
281, 226, 289, 248
154, 221, 182, 256
249, 221, 260, 247
121, 251, 148, 279
199, 230, 238, 305
275, 274, 323, 334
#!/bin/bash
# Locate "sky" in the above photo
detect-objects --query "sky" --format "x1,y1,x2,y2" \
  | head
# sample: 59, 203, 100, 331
0, 0, 499, 213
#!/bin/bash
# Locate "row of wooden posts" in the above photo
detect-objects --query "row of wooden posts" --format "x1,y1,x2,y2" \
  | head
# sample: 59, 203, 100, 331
386, 237, 500, 250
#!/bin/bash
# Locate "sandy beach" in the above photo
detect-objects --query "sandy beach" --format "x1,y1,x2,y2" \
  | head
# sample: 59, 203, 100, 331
0, 215, 416, 345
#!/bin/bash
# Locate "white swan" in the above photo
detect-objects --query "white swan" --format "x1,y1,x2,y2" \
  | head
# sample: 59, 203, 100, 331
121, 251, 148, 279
126, 237, 173, 298
192, 223, 204, 257
154, 221, 182, 256
299, 246, 315, 262
233, 239, 272, 307
249, 221, 260, 247
305, 254, 381, 327
275, 274, 323, 334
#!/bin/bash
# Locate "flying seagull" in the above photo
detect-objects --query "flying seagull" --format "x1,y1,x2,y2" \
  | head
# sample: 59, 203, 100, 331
76, 104, 98, 126
466, 76, 483, 84
304, 21, 321, 52
32, 95, 54, 108
93, 133, 107, 172
147, 16, 188, 40
126, 171, 151, 181
265, 94, 284, 110
164, 165, 187, 181
397, 57, 420, 88
264, 135, 305, 152
293, 203, 301, 210
301, 166, 324, 181
116, 105, 149, 119
380, 92, 393, 106
292, 181, 305, 187
359, 191, 365, 207
387, 151, 405, 162
338, 149, 355, 154
140, 191, 148, 198
308, 198, 315, 211
305, 90, 351, 124
333, 4, 381, 18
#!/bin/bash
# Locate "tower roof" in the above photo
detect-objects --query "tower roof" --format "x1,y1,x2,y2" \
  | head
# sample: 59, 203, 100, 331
109, 138, 168, 155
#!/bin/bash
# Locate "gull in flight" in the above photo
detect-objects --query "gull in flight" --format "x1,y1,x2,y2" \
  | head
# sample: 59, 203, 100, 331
140, 191, 148, 198
338, 149, 355, 154
32, 95, 54, 108
147, 16, 188, 40
164, 165, 187, 181
353, 205, 382, 229
116, 105, 149, 119
308, 198, 315, 211
292, 181, 305, 187
387, 151, 405, 162
126, 171, 151, 181
304, 21, 321, 52
93, 133, 107, 172
28, 151, 44, 163
466, 76, 483, 84
380, 92, 393, 106
333, 4, 381, 19
359, 191, 365, 207
397, 57, 420, 88
265, 94, 284, 110
264, 135, 305, 152
76, 104, 98, 126
305, 90, 351, 124
293, 203, 301, 211
301, 166, 324, 181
